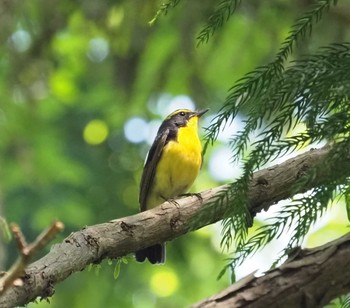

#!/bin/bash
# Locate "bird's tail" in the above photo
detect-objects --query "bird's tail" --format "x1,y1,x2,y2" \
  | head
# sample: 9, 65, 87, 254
135, 243, 165, 264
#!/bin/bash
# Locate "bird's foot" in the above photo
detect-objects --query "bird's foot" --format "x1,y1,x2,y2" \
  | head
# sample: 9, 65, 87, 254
167, 198, 180, 208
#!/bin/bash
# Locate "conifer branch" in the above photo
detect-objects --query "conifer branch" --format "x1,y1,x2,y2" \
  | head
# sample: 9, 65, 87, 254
204, 1, 337, 147
149, 0, 182, 25
197, 0, 242, 45
206, 41, 350, 259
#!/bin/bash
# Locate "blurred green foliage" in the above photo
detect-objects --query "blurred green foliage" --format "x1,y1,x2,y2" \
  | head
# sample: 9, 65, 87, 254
0, 0, 349, 307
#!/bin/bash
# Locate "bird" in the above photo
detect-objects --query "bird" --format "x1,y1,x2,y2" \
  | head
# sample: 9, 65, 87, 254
135, 108, 209, 264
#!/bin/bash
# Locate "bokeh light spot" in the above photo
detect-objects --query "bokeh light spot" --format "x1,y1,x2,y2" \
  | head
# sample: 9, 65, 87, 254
50, 71, 77, 103
87, 37, 109, 63
208, 146, 241, 181
152, 94, 196, 117
146, 120, 162, 145
124, 117, 148, 143
163, 95, 196, 117
202, 114, 244, 143
83, 119, 109, 145
108, 6, 125, 29
8, 30, 32, 52
150, 269, 179, 297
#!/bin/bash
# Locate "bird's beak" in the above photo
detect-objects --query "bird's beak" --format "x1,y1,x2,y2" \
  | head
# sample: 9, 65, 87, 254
195, 108, 209, 118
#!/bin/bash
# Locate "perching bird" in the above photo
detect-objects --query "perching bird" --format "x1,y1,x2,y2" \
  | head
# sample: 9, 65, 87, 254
135, 108, 208, 264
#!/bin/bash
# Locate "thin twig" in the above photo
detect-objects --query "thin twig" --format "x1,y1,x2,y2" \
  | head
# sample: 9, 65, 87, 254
0, 221, 64, 294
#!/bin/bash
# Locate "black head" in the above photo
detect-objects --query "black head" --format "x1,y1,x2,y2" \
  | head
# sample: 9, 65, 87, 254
164, 109, 209, 127
156, 108, 208, 142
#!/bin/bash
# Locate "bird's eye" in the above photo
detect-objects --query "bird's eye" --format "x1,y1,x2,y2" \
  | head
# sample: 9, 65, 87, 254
179, 111, 185, 116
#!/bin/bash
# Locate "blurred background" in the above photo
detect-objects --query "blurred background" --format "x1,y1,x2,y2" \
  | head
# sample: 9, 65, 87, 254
1, 0, 350, 307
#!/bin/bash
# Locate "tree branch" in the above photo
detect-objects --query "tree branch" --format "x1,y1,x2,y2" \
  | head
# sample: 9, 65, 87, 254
191, 232, 350, 308
0, 145, 347, 307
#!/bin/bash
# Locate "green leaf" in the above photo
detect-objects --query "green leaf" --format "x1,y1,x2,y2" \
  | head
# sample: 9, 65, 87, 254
345, 193, 350, 222
216, 266, 227, 281
87, 263, 93, 272
341, 293, 350, 308
230, 266, 236, 284
0, 217, 11, 242
114, 260, 121, 280
94, 264, 101, 275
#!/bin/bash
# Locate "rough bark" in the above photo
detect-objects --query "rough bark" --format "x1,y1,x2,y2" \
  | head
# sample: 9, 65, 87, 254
0, 145, 348, 307
191, 233, 350, 308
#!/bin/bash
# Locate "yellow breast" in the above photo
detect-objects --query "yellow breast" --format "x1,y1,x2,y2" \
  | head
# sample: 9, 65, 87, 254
146, 117, 202, 208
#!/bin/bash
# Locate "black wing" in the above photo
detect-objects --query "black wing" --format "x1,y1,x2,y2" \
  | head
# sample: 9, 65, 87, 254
139, 128, 169, 211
